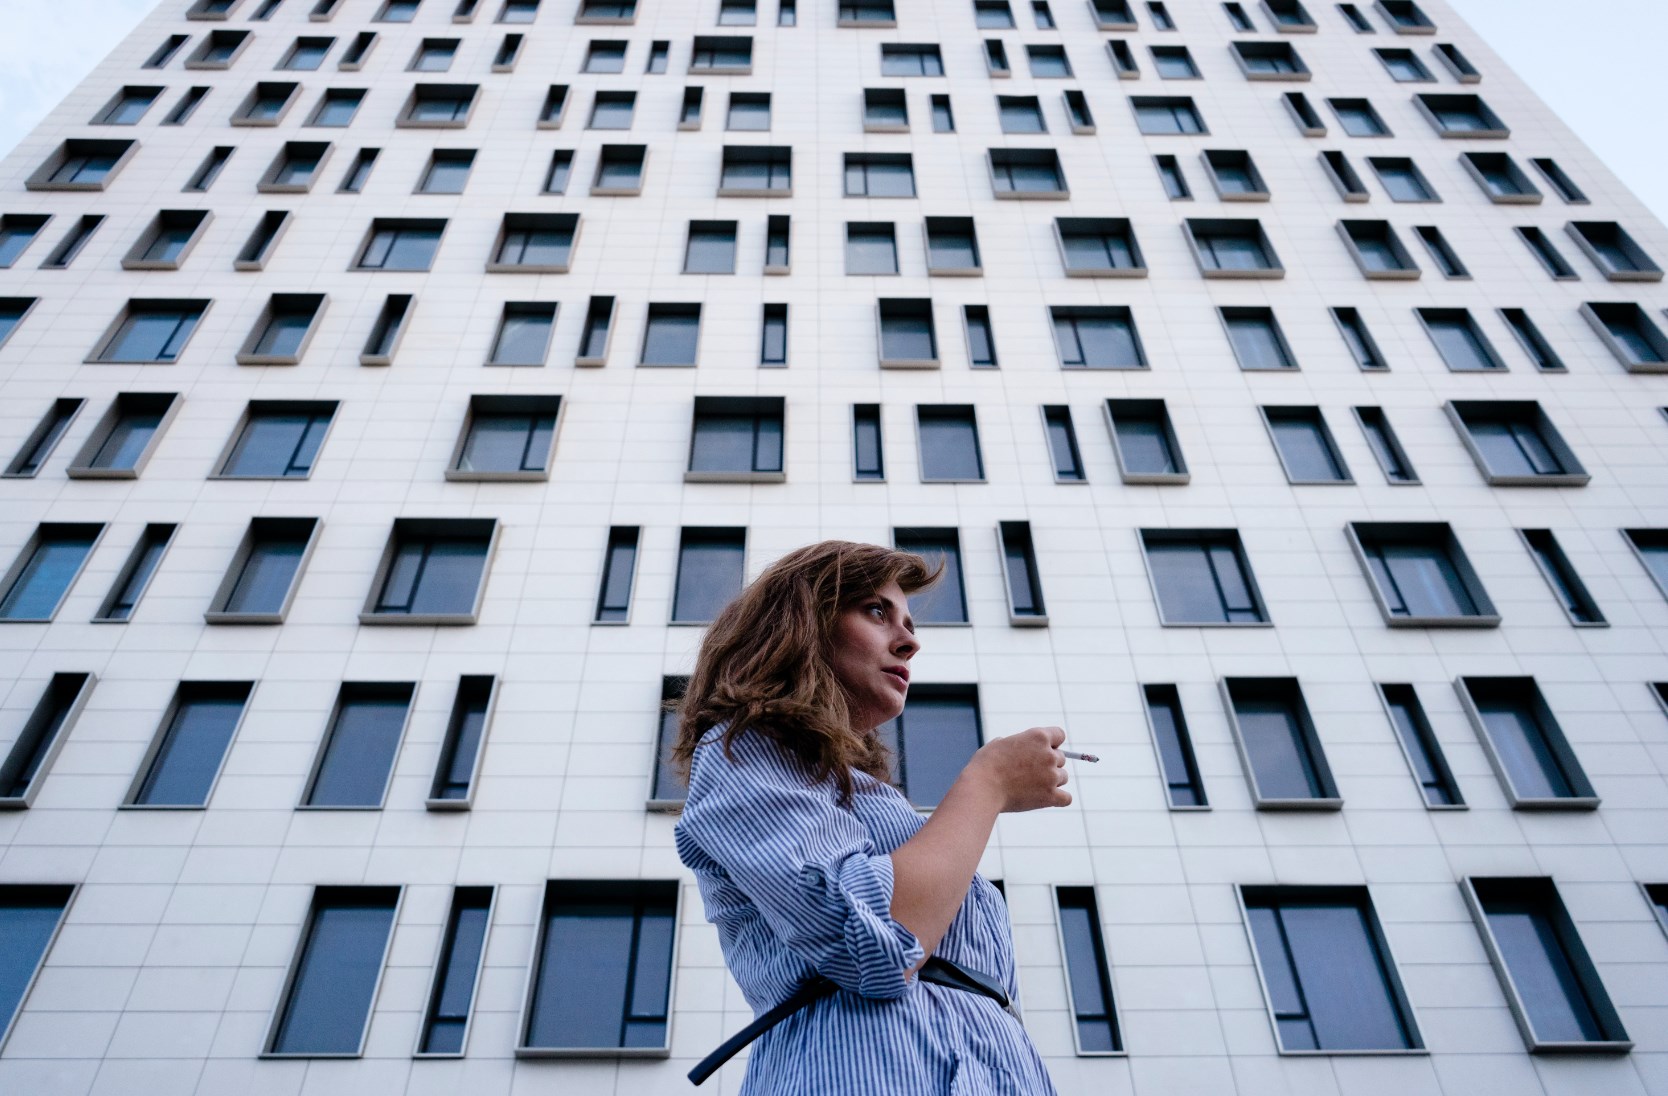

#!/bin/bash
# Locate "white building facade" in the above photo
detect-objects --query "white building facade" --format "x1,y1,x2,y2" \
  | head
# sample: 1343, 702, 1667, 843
0, 0, 1665, 1092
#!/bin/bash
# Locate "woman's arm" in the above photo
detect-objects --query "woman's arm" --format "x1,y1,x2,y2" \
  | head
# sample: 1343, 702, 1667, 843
889, 725, 1070, 962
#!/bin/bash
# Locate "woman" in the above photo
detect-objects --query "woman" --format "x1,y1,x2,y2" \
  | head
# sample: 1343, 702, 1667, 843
673, 540, 1070, 1094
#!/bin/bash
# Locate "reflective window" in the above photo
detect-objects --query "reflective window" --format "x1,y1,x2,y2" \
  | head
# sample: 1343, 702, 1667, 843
1144, 684, 1205, 807
916, 405, 983, 481
0, 885, 73, 1044
268, 887, 400, 1055
304, 682, 413, 807
594, 526, 640, 622
1224, 677, 1340, 804
420, 887, 493, 1054
1142, 530, 1265, 624
368, 520, 495, 618
130, 682, 252, 806
672, 528, 744, 624
878, 684, 981, 807
894, 528, 967, 625
1054, 886, 1121, 1052
220, 402, 333, 477
211, 518, 316, 619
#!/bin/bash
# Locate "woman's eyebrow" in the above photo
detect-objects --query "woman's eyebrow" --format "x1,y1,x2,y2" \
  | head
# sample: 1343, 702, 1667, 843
878, 594, 915, 634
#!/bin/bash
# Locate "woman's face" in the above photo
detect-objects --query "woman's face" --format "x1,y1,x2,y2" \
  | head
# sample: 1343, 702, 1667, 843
830, 580, 919, 733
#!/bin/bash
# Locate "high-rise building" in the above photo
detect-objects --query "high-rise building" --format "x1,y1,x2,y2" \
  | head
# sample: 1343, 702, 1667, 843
1, 0, 1665, 1092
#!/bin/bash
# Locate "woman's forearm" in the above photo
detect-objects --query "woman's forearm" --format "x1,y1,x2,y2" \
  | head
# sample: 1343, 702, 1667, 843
888, 768, 1003, 962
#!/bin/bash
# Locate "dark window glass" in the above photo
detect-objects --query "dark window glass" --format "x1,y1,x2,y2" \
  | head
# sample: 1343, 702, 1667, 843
595, 527, 639, 622
1521, 529, 1604, 625
1109, 399, 1185, 478
1225, 677, 1337, 803
999, 96, 1046, 133
1154, 154, 1190, 198
0, 885, 73, 1042
1264, 406, 1349, 483
490, 303, 556, 365
358, 220, 444, 270
1420, 309, 1500, 371
684, 221, 737, 274
1192, 224, 1279, 274
1453, 403, 1581, 481
760, 303, 788, 366
420, 887, 493, 1053
1221, 307, 1294, 369
1377, 684, 1460, 807
0, 215, 51, 268
305, 682, 414, 807
846, 222, 898, 274
975, 0, 1014, 28
220, 522, 312, 617
97, 86, 159, 124
0, 524, 101, 621
1625, 530, 1668, 599
270, 887, 400, 1054
880, 44, 944, 76
1055, 887, 1121, 1052
221, 403, 333, 477
672, 528, 744, 624
651, 676, 689, 804
98, 301, 205, 362
494, 213, 577, 269
728, 91, 771, 130
989, 149, 1066, 193
1052, 307, 1144, 368
926, 217, 980, 271
339, 148, 378, 192
524, 881, 677, 1049
931, 94, 954, 132
1151, 45, 1198, 77
1132, 96, 1205, 134
1142, 530, 1263, 624
97, 524, 175, 622
690, 399, 783, 475
1353, 523, 1487, 620
131, 682, 252, 806
853, 405, 885, 481
0, 673, 93, 802
1244, 887, 1418, 1051
1461, 677, 1593, 803
1353, 406, 1417, 483
1331, 98, 1389, 136
1000, 521, 1045, 619
457, 399, 557, 475
639, 303, 700, 365
894, 529, 967, 625
879, 299, 936, 362
1057, 218, 1142, 272
1332, 307, 1387, 370
916, 406, 983, 481
1042, 406, 1084, 481
371, 523, 492, 617
80, 399, 168, 474
845, 153, 915, 197
1144, 684, 1205, 807
1645, 883, 1668, 937
878, 685, 981, 808
718, 146, 790, 191
4, 397, 80, 477
1369, 157, 1435, 201
419, 149, 474, 193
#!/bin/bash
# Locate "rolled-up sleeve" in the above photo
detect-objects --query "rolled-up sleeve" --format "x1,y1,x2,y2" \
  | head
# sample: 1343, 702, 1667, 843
679, 733, 924, 998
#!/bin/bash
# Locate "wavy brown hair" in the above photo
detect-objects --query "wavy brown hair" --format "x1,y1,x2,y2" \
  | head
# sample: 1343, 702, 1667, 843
673, 540, 939, 803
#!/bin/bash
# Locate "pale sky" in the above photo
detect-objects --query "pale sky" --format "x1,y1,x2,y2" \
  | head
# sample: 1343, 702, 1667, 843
0, 0, 1663, 224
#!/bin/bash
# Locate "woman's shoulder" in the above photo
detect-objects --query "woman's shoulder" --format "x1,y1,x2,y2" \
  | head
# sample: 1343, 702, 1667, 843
688, 723, 813, 790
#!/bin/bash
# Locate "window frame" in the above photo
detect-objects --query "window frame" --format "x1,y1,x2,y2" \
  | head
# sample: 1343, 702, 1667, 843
1220, 676, 1343, 809
685, 395, 786, 483
915, 405, 985, 483
413, 884, 497, 1054
670, 527, 746, 625
877, 299, 940, 369
65, 392, 182, 479
987, 148, 1069, 199
1413, 93, 1509, 139
0, 523, 106, 624
1105, 398, 1188, 484
298, 682, 417, 810
1142, 683, 1208, 809
185, 28, 253, 69
25, 138, 139, 192
853, 404, 885, 482
204, 517, 323, 624
361, 293, 414, 365
717, 145, 791, 197
1230, 40, 1312, 81
122, 681, 255, 809
486, 212, 580, 274
397, 83, 481, 129
1202, 149, 1271, 201
233, 81, 302, 126
446, 394, 563, 482
0, 672, 97, 808
1579, 301, 1668, 372
1374, 682, 1465, 809
1518, 528, 1606, 627
354, 218, 447, 272
1050, 884, 1126, 1056
3, 396, 83, 479
114, 210, 208, 272
1345, 522, 1500, 627
592, 143, 648, 195
0, 883, 78, 1053
593, 526, 641, 624
1453, 677, 1600, 810
1051, 305, 1148, 370
1565, 221, 1664, 283
1219, 306, 1298, 370
257, 140, 334, 194
1055, 217, 1147, 277
359, 518, 501, 625
1417, 308, 1505, 371
212, 400, 338, 480
1337, 220, 1421, 280
996, 521, 1047, 625
261, 885, 405, 1059
1139, 528, 1271, 627
235, 293, 329, 366
1185, 219, 1285, 279
1459, 151, 1542, 205
1445, 400, 1590, 487
1260, 405, 1353, 485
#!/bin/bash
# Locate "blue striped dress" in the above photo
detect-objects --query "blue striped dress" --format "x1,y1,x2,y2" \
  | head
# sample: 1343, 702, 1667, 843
675, 727, 1059, 1095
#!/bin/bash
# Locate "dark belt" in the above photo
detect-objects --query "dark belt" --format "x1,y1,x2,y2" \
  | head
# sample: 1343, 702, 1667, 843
687, 956, 1012, 1086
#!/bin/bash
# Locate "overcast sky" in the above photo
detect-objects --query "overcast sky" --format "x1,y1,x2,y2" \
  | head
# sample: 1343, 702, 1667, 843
0, 0, 1663, 222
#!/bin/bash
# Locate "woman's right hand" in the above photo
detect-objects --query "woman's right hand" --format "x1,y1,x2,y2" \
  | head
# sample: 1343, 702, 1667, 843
965, 726, 1072, 812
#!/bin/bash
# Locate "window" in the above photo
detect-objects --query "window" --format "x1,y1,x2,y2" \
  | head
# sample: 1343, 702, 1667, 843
1515, 227, 1577, 280
1242, 886, 1421, 1051
640, 303, 701, 365
377, 0, 420, 20
1262, 406, 1351, 484
1456, 678, 1599, 808
1202, 149, 1270, 200
1347, 522, 1499, 626
312, 0, 345, 22
1460, 151, 1540, 203
1026, 44, 1072, 77
217, 401, 334, 477
845, 153, 915, 197
997, 95, 1046, 134
1325, 308, 1386, 371
1224, 677, 1341, 807
1415, 93, 1508, 137
1220, 307, 1297, 370
1151, 45, 1198, 78
1413, 308, 1501, 372
863, 88, 908, 131
1329, 98, 1390, 137
418, 886, 493, 1053
1050, 887, 1123, 1055
0, 297, 32, 352
646, 39, 668, 72
26, 138, 137, 191
94, 85, 161, 124
924, 217, 980, 275
0, 214, 50, 268
1187, 220, 1283, 277
1532, 158, 1588, 204
235, 82, 302, 126
847, 225, 896, 279
1264, 0, 1317, 28
363, 518, 498, 623
974, 0, 1014, 28
417, 149, 474, 194
840, 0, 895, 24
1281, 90, 1325, 135
1462, 877, 1631, 1052
0, 524, 101, 623
1377, 0, 1434, 31
1092, 0, 1137, 29
778, 0, 796, 25
1051, 307, 1146, 370
728, 91, 770, 130
449, 395, 560, 480
593, 144, 647, 194
587, 90, 635, 131
229, 211, 288, 273
258, 141, 332, 192
1107, 40, 1138, 77
1030, 0, 1056, 26
498, 0, 539, 20
185, 29, 252, 68
1148, 1, 1175, 28
1433, 41, 1479, 80
761, 303, 788, 366
1581, 301, 1668, 372
39, 215, 103, 270
266, 887, 400, 1056
1649, 882, 1668, 939
280, 36, 333, 70
690, 36, 752, 73
998, 522, 1047, 624
398, 83, 479, 127
0, 885, 73, 1045
145, 34, 189, 68
493, 32, 525, 69
356, 219, 445, 270
1143, 685, 1205, 807
720, 0, 757, 23
1107, 399, 1188, 483
541, 151, 572, 193
1054, 218, 1145, 278
0, 673, 95, 805
576, 295, 616, 364
1042, 405, 1084, 482
302, 683, 414, 808
308, 88, 364, 126
839, 407, 885, 489
577, 0, 636, 20
1337, 220, 1420, 278
1566, 221, 1663, 281
1373, 47, 1431, 81
916, 405, 983, 482
718, 146, 791, 195
1154, 154, 1191, 198
1497, 308, 1566, 372
1626, 530, 1668, 601
340, 31, 377, 68
162, 85, 210, 124
488, 303, 557, 366
877, 684, 981, 805
1140, 529, 1268, 624
687, 397, 785, 481
1222, 0, 1255, 28
127, 682, 253, 807
238, 294, 328, 365
764, 215, 790, 273
361, 294, 412, 364
685, 85, 708, 129
989, 149, 1068, 197
519, 881, 677, 1053
963, 306, 996, 368
1520, 529, 1605, 626
90, 300, 207, 364
1448, 401, 1588, 486
878, 299, 938, 366
3, 398, 82, 478
672, 528, 745, 624
1367, 156, 1436, 201
338, 148, 377, 192
1374, 683, 1463, 807
537, 85, 569, 127
880, 44, 944, 76
206, 518, 319, 622
594, 526, 640, 622
684, 221, 737, 275
1231, 41, 1310, 79
1413, 225, 1467, 277
1317, 151, 1369, 201
1353, 406, 1417, 483
1337, 2, 1372, 30
1131, 96, 1206, 134
67, 392, 179, 478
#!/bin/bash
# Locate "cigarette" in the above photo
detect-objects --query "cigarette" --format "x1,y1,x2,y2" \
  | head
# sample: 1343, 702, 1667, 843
1062, 750, 1099, 763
